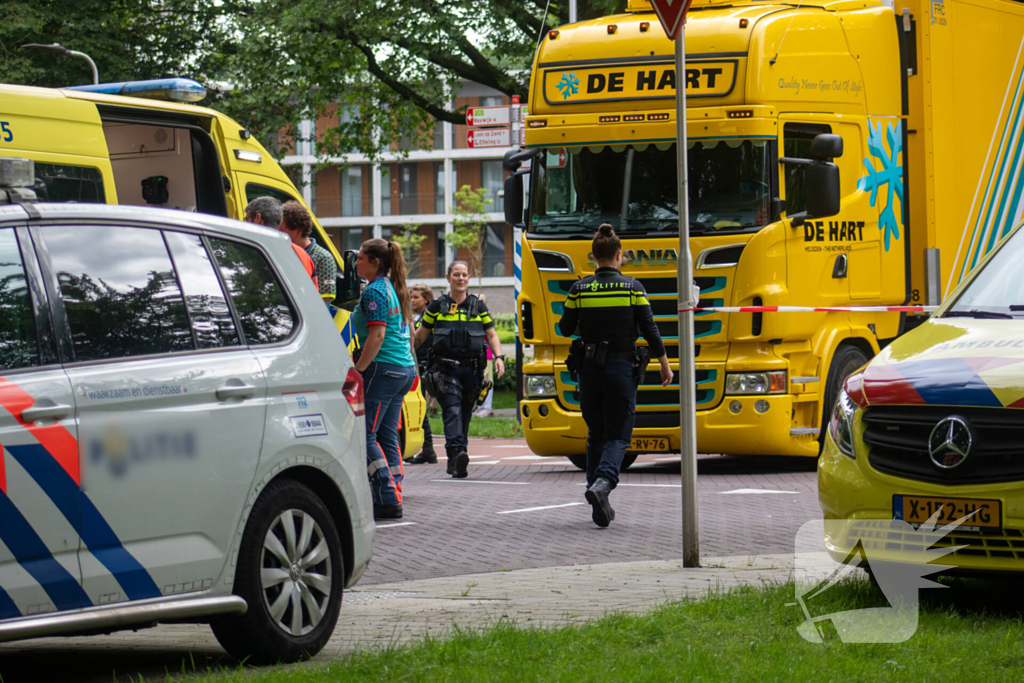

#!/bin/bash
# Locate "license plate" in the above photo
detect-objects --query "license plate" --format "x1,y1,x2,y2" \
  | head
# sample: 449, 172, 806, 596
629, 437, 669, 453
893, 495, 1001, 528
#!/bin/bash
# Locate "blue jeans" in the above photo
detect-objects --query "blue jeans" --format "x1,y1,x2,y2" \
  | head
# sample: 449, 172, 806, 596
363, 361, 416, 506
578, 357, 637, 488
436, 365, 479, 460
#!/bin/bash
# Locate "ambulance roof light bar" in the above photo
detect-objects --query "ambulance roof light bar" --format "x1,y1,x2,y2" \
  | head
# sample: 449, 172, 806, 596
65, 78, 207, 103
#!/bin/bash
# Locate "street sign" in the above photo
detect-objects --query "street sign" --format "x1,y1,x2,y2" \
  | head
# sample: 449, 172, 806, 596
466, 105, 510, 127
546, 148, 567, 168
467, 127, 511, 148
511, 95, 520, 105
650, 0, 694, 40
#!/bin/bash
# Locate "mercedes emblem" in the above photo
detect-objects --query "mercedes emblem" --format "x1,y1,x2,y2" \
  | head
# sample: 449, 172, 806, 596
928, 416, 973, 469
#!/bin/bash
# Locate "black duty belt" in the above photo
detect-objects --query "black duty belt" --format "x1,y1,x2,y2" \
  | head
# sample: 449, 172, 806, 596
580, 340, 636, 353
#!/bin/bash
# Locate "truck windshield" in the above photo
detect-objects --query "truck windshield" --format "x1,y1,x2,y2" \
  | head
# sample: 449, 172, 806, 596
529, 140, 773, 235
945, 226, 1024, 319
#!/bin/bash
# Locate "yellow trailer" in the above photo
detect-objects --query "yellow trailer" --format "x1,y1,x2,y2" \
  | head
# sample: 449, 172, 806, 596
506, 0, 1024, 464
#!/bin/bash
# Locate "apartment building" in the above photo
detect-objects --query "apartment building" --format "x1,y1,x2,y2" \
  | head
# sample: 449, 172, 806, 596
282, 81, 517, 312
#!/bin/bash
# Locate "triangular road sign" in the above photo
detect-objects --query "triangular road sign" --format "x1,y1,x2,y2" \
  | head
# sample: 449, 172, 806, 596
650, 0, 694, 40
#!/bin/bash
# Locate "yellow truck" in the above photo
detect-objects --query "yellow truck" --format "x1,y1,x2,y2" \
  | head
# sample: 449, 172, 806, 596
0, 78, 426, 457
506, 0, 1024, 465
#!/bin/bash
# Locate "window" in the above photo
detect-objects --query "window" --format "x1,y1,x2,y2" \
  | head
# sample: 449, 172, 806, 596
245, 183, 298, 207
482, 223, 506, 277
398, 163, 418, 215
340, 227, 364, 254
380, 167, 392, 216
33, 163, 105, 203
0, 229, 39, 370
210, 238, 295, 344
341, 166, 363, 217
164, 232, 240, 349
434, 162, 446, 214
434, 120, 445, 151
480, 96, 503, 107
482, 160, 504, 213
783, 123, 832, 216
42, 225, 192, 361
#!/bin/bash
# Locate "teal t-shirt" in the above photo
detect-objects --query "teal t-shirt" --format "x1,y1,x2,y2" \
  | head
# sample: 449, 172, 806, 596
352, 276, 415, 368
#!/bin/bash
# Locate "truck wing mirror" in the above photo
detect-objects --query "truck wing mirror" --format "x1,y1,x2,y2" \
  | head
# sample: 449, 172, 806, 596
504, 172, 524, 225
335, 249, 362, 306
809, 133, 843, 160
805, 160, 841, 219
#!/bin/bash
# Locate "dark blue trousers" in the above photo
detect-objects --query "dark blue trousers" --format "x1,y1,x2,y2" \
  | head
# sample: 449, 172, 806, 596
436, 365, 479, 459
577, 357, 637, 488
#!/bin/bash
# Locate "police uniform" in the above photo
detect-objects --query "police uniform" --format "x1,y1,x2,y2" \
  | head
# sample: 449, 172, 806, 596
419, 294, 495, 478
557, 266, 665, 520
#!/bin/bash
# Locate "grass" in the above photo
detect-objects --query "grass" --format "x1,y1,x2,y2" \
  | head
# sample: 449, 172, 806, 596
492, 388, 516, 410
493, 314, 516, 344
193, 576, 1024, 682
428, 416, 522, 438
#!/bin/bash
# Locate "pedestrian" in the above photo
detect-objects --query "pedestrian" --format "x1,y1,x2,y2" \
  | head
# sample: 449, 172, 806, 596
281, 200, 336, 307
413, 261, 504, 479
351, 238, 417, 520
557, 224, 673, 527
406, 283, 438, 464
244, 196, 317, 290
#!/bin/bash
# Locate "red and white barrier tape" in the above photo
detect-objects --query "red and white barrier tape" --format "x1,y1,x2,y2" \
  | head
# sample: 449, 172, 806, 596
678, 305, 938, 314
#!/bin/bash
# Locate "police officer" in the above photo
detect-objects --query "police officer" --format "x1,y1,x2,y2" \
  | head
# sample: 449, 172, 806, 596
558, 224, 673, 527
413, 261, 505, 479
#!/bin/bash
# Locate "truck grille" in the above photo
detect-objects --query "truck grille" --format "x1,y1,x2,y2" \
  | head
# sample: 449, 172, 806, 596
863, 406, 1024, 485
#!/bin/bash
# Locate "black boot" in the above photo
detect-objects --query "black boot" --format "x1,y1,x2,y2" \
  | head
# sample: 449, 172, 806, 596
452, 451, 470, 479
374, 503, 403, 520
585, 477, 615, 528
409, 444, 437, 464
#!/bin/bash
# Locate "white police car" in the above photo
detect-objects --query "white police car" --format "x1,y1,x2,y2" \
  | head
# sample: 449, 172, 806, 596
0, 159, 373, 662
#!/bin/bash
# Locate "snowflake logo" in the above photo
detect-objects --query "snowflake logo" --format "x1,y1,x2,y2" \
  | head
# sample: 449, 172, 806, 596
856, 120, 904, 251
556, 72, 580, 100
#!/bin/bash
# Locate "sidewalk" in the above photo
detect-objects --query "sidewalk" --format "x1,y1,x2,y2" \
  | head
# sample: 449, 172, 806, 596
320, 553, 828, 658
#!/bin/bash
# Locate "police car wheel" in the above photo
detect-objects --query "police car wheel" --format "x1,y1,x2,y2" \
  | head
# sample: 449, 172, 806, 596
568, 454, 587, 470
211, 480, 343, 664
621, 454, 638, 470
819, 345, 869, 454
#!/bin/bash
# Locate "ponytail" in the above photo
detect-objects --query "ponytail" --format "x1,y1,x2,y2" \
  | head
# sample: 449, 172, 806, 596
592, 223, 621, 262
387, 241, 412, 322
360, 237, 412, 321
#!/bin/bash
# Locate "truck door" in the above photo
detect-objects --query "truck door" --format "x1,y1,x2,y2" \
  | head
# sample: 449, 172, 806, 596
33, 222, 267, 604
0, 226, 85, 619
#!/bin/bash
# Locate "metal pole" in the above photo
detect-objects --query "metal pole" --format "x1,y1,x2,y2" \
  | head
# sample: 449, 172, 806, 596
569, 0, 577, 23
675, 26, 700, 568
69, 50, 99, 84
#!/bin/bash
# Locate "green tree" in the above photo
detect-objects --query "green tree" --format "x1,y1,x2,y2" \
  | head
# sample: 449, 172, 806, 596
0, 1, 232, 91
447, 185, 492, 285
391, 224, 428, 278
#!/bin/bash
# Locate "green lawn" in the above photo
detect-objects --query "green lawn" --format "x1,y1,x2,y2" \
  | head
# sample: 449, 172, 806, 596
428, 415, 522, 438
194, 577, 1024, 682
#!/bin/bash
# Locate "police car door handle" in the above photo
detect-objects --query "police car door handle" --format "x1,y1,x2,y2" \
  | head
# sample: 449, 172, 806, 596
21, 403, 72, 423
216, 383, 257, 401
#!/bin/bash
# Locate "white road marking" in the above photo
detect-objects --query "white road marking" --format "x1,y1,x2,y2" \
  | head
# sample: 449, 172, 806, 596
654, 456, 682, 462
470, 461, 502, 465
468, 455, 495, 460
497, 502, 586, 515
431, 480, 529, 485
719, 488, 799, 495
493, 445, 530, 448
503, 455, 546, 460
375, 522, 418, 528
576, 483, 681, 488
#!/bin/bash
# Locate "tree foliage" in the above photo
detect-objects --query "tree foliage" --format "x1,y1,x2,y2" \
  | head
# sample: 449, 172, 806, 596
448, 185, 492, 284
391, 224, 428, 278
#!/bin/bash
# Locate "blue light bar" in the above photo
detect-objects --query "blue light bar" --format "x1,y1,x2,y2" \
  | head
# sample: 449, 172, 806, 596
65, 78, 206, 103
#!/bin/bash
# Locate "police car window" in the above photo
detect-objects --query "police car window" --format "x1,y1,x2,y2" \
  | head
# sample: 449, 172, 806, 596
40, 225, 193, 361
245, 183, 297, 206
33, 163, 106, 203
164, 231, 241, 348
209, 238, 294, 344
0, 229, 39, 370
783, 123, 832, 216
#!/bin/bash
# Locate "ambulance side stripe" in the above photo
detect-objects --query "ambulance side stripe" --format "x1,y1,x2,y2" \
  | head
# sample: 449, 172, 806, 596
6, 444, 161, 601
0, 444, 6, 495
0, 583, 19, 620
0, 492, 90, 612
0, 379, 79, 485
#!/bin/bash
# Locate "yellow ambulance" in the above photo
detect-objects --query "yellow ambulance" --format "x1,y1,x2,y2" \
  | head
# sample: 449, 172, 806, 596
0, 77, 425, 457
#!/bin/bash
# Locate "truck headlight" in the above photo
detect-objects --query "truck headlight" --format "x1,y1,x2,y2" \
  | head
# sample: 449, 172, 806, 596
724, 371, 786, 395
525, 375, 557, 397
827, 389, 857, 458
